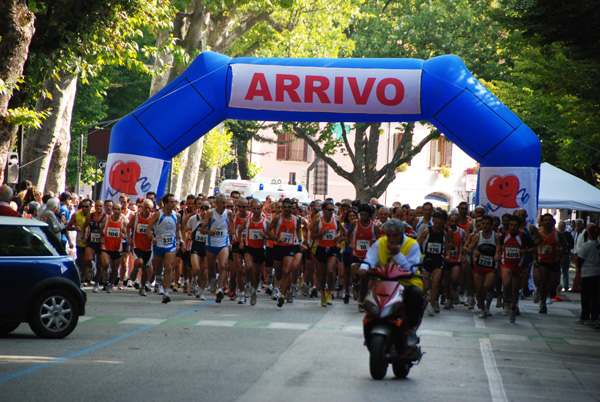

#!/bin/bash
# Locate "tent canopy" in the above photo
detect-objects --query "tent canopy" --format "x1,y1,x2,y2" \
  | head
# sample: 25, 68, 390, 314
539, 162, 600, 212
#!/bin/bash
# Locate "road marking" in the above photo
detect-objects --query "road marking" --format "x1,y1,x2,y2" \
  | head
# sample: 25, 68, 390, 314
479, 338, 507, 402
195, 320, 237, 327
0, 301, 215, 385
121, 318, 166, 325
0, 324, 153, 384
78, 317, 581, 346
474, 316, 486, 329
564, 338, 600, 347
267, 322, 312, 330
418, 329, 453, 337
489, 333, 529, 342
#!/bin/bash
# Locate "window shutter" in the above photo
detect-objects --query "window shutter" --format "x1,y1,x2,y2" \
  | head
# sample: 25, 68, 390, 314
444, 139, 453, 167
302, 138, 308, 162
277, 133, 287, 160
429, 140, 437, 168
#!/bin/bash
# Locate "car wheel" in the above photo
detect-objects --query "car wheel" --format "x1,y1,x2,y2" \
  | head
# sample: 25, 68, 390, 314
0, 321, 21, 335
28, 290, 79, 339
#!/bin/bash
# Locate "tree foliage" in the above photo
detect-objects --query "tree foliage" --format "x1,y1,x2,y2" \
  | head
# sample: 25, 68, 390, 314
281, 0, 509, 200
201, 126, 235, 170
490, 1, 600, 186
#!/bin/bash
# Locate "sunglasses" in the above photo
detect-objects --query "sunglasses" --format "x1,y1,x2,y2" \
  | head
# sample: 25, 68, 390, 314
226, 206, 234, 209
238, 205, 247, 208
325, 209, 335, 212
82, 205, 91, 208
200, 206, 209, 210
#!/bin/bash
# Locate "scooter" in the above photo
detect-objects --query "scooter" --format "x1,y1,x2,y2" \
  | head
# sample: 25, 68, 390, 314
363, 262, 424, 380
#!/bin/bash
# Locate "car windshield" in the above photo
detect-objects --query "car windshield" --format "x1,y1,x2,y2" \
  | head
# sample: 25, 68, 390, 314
0, 225, 65, 256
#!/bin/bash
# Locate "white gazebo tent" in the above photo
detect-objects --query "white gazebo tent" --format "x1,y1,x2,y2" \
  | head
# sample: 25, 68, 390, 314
539, 162, 600, 212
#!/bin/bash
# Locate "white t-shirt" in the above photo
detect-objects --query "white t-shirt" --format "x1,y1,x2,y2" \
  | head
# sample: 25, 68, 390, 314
578, 239, 600, 278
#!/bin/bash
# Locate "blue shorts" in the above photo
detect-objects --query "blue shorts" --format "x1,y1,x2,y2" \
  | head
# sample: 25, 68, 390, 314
152, 244, 176, 258
206, 245, 229, 256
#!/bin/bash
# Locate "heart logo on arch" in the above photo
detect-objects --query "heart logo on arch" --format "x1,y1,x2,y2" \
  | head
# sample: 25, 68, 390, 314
109, 160, 141, 195
486, 174, 520, 208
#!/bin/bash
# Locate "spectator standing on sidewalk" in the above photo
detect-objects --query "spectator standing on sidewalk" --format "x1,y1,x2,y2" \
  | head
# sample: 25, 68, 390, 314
572, 219, 588, 292
576, 224, 600, 326
558, 221, 574, 292
0, 185, 19, 216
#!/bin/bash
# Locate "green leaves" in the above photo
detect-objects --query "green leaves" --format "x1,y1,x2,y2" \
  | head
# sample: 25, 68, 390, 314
6, 108, 51, 129
201, 126, 235, 169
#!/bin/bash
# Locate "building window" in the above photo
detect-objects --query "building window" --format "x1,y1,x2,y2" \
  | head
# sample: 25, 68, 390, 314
429, 135, 453, 168
393, 131, 411, 166
277, 132, 308, 162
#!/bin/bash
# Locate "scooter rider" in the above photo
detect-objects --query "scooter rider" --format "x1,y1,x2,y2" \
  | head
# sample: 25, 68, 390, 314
359, 218, 424, 348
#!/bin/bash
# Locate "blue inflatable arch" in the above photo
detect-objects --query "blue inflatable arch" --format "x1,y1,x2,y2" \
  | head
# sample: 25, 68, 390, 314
105, 51, 540, 213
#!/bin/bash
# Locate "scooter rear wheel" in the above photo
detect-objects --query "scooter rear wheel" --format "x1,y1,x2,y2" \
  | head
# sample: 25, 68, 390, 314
369, 334, 388, 380
392, 360, 411, 378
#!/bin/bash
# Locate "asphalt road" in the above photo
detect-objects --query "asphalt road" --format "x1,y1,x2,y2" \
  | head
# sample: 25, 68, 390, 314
1, 286, 599, 402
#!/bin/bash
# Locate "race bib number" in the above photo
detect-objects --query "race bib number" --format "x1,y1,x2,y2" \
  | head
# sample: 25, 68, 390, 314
162, 235, 174, 244
323, 230, 335, 241
194, 231, 207, 243
249, 229, 262, 240
356, 240, 370, 251
478, 255, 494, 267
540, 245, 552, 255
214, 227, 225, 237
280, 232, 294, 244
107, 227, 120, 238
136, 224, 147, 234
506, 247, 520, 259
426, 242, 442, 254
241, 231, 247, 240
90, 232, 101, 243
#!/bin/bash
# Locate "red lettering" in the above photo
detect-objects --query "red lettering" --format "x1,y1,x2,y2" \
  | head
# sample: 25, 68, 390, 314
376, 78, 404, 106
305, 75, 331, 104
334, 77, 344, 104
348, 77, 376, 105
276, 74, 301, 102
244, 73, 272, 101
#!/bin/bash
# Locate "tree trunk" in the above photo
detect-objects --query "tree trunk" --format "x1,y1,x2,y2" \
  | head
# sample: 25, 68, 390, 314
149, 30, 174, 97
201, 167, 217, 195
293, 121, 436, 203
46, 73, 78, 193
0, 0, 35, 183
236, 140, 251, 180
181, 136, 204, 196
22, 72, 78, 193
196, 169, 207, 196
171, 148, 189, 199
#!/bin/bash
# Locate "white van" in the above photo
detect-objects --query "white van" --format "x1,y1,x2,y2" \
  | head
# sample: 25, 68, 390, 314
218, 179, 311, 204
218, 180, 256, 199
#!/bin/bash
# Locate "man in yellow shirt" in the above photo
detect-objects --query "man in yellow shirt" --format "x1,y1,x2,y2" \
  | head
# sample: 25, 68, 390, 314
359, 219, 424, 347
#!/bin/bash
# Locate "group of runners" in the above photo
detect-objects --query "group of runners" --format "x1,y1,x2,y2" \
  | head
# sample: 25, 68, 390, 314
65, 190, 574, 323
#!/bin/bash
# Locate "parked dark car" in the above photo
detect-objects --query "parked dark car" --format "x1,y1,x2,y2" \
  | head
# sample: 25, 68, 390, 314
0, 217, 86, 338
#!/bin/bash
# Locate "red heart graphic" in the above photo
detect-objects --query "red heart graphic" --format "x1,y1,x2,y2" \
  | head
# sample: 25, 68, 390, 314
486, 174, 519, 208
109, 160, 141, 195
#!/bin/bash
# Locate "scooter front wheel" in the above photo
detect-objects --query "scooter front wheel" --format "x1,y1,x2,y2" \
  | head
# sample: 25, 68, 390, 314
392, 360, 411, 378
369, 334, 388, 380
